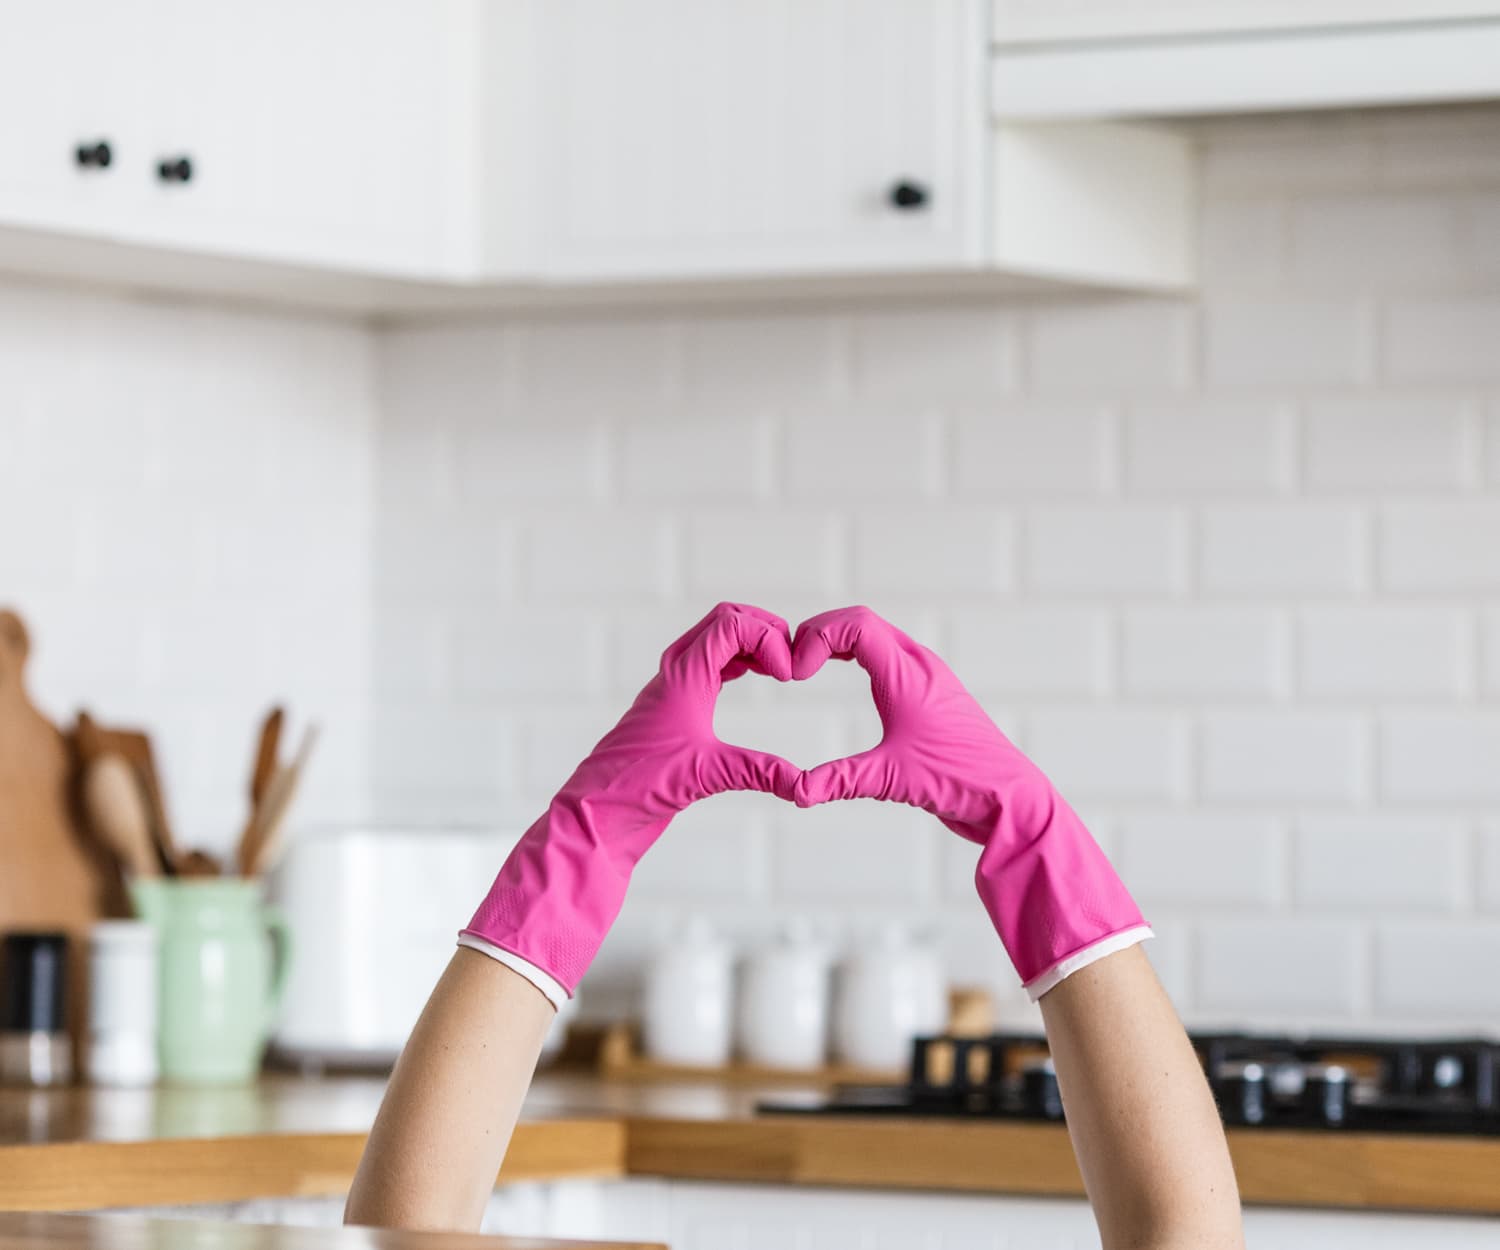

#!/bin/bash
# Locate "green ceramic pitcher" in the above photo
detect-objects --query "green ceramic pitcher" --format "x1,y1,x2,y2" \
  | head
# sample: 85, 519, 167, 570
129, 879, 292, 1085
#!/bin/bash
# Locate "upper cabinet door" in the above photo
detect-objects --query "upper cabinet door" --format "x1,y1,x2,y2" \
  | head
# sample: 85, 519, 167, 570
991, 1, 1500, 43
527, 0, 987, 281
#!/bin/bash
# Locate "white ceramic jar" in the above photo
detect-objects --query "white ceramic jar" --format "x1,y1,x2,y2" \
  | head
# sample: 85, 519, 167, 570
832, 925, 947, 1070
736, 923, 831, 1070
84, 920, 159, 1086
641, 917, 734, 1067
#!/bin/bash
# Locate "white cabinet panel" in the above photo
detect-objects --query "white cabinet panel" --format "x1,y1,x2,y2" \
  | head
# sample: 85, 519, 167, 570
992, 1, 1500, 43
525, 0, 987, 281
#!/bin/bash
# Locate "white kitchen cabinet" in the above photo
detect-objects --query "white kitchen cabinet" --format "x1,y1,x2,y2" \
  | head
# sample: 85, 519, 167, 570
507, 0, 989, 282
0, 0, 467, 278
991, 1, 1500, 43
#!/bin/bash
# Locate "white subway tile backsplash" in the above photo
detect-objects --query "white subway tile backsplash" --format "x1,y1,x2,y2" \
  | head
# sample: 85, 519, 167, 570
1124, 399, 1294, 494
1480, 822, 1500, 912
783, 409, 945, 501
620, 415, 776, 501
1465, 193, 1500, 275
1197, 919, 1364, 1017
1122, 607, 1285, 697
633, 796, 771, 902
1294, 815, 1467, 910
1384, 297, 1500, 382
458, 420, 611, 505
1116, 814, 1283, 907
1201, 712, 1367, 802
950, 607, 1112, 698
1204, 298, 1372, 387
1025, 302, 1193, 394
1484, 611, 1500, 694
849, 308, 1016, 397
1298, 606, 1472, 698
453, 614, 607, 698
685, 511, 844, 600
1198, 198, 1286, 289
1381, 712, 1500, 801
1024, 507, 1187, 595
518, 318, 679, 405
525, 515, 677, 598
770, 800, 938, 903
1288, 194, 1457, 287
1026, 710, 1190, 801
1303, 394, 1481, 491
851, 511, 1015, 595
954, 402, 1116, 497
1379, 503, 1500, 592
1199, 505, 1367, 595
683, 313, 843, 399
1375, 924, 1500, 1018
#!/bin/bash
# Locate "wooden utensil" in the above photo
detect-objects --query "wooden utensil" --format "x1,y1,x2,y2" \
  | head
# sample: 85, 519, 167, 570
234, 706, 285, 874
250, 706, 284, 811
240, 724, 318, 878
75, 712, 178, 875
81, 753, 161, 880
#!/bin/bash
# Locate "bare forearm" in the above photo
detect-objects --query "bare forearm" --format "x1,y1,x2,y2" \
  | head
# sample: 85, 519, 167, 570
344, 949, 555, 1231
1039, 946, 1244, 1250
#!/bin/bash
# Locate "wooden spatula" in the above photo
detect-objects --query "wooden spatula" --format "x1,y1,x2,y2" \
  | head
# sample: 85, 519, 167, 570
236, 707, 285, 876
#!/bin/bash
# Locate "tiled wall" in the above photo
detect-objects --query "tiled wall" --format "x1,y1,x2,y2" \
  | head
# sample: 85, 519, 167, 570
375, 107, 1500, 1031
0, 283, 376, 846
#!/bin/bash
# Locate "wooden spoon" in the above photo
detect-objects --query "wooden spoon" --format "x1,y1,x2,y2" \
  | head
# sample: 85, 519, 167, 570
242, 724, 318, 879
235, 707, 285, 876
82, 753, 161, 880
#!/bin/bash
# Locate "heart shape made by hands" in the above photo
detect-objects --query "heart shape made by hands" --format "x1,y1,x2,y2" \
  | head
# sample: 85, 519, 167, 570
713, 648, 884, 773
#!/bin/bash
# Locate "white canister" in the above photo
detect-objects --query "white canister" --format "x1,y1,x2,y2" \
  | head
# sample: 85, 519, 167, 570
641, 917, 734, 1068
736, 923, 830, 1070
84, 920, 159, 1086
832, 925, 947, 1070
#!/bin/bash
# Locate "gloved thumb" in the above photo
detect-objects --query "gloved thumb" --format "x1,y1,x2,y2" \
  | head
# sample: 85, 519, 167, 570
793, 748, 892, 808
711, 746, 802, 802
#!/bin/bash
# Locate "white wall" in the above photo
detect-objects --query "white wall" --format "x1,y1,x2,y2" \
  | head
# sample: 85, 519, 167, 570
374, 106, 1500, 1032
0, 281, 376, 849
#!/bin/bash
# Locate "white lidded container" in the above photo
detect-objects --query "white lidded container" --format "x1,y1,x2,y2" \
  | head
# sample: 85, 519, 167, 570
640, 915, 734, 1067
85, 920, 159, 1086
832, 924, 947, 1070
736, 920, 831, 1070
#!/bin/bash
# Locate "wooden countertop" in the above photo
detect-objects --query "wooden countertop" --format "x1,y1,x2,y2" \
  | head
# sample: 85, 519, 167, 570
3, 1073, 1500, 1219
0, 1211, 662, 1250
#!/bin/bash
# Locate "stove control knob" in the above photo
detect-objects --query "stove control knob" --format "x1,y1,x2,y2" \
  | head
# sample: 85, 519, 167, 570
1304, 1064, 1351, 1127
1022, 1059, 1064, 1121
1212, 1062, 1268, 1126
1432, 1055, 1465, 1090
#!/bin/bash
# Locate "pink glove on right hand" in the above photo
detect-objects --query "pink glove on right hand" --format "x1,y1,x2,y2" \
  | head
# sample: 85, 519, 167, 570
791, 606, 1150, 998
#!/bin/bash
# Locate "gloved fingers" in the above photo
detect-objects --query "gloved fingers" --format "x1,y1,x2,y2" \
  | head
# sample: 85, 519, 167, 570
792, 747, 896, 808
704, 744, 802, 802
790, 605, 901, 683
692, 604, 795, 684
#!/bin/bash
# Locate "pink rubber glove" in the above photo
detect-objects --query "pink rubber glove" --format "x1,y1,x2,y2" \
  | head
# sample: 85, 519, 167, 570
460, 603, 801, 1006
791, 606, 1150, 998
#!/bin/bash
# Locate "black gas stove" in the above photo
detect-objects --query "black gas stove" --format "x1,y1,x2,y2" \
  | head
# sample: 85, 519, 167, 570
759, 1032, 1500, 1135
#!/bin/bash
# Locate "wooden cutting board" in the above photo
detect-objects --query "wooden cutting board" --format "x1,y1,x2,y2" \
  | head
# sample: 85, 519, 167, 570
0, 609, 124, 1038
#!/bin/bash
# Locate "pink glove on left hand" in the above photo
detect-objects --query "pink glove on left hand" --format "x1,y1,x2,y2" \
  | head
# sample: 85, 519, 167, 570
461, 603, 800, 1006
791, 606, 1150, 998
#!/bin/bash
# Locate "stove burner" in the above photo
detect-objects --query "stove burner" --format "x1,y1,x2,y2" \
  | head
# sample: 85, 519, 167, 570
759, 1032, 1500, 1135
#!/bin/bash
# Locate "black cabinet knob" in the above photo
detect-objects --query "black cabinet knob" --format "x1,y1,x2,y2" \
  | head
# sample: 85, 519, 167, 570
75, 141, 112, 170
888, 179, 929, 210
157, 156, 193, 184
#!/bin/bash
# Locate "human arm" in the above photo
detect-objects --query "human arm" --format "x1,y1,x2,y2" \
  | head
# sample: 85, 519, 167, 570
1041, 946, 1243, 1250
791, 606, 1243, 1249
344, 951, 553, 1230
345, 602, 799, 1231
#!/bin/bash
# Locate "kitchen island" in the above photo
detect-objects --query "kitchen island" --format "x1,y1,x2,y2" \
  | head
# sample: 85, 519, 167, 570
2, 1073, 1498, 1220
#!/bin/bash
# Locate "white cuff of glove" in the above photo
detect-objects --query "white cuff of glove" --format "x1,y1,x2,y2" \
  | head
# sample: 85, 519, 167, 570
1023, 925, 1154, 1002
456, 933, 569, 1010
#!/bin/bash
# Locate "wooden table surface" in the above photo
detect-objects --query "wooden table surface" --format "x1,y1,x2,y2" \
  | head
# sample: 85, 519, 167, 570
3, 1072, 1500, 1218
0, 1211, 663, 1250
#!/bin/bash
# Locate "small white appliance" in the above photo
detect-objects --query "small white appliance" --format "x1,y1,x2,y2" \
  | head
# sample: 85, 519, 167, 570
269, 825, 520, 1066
